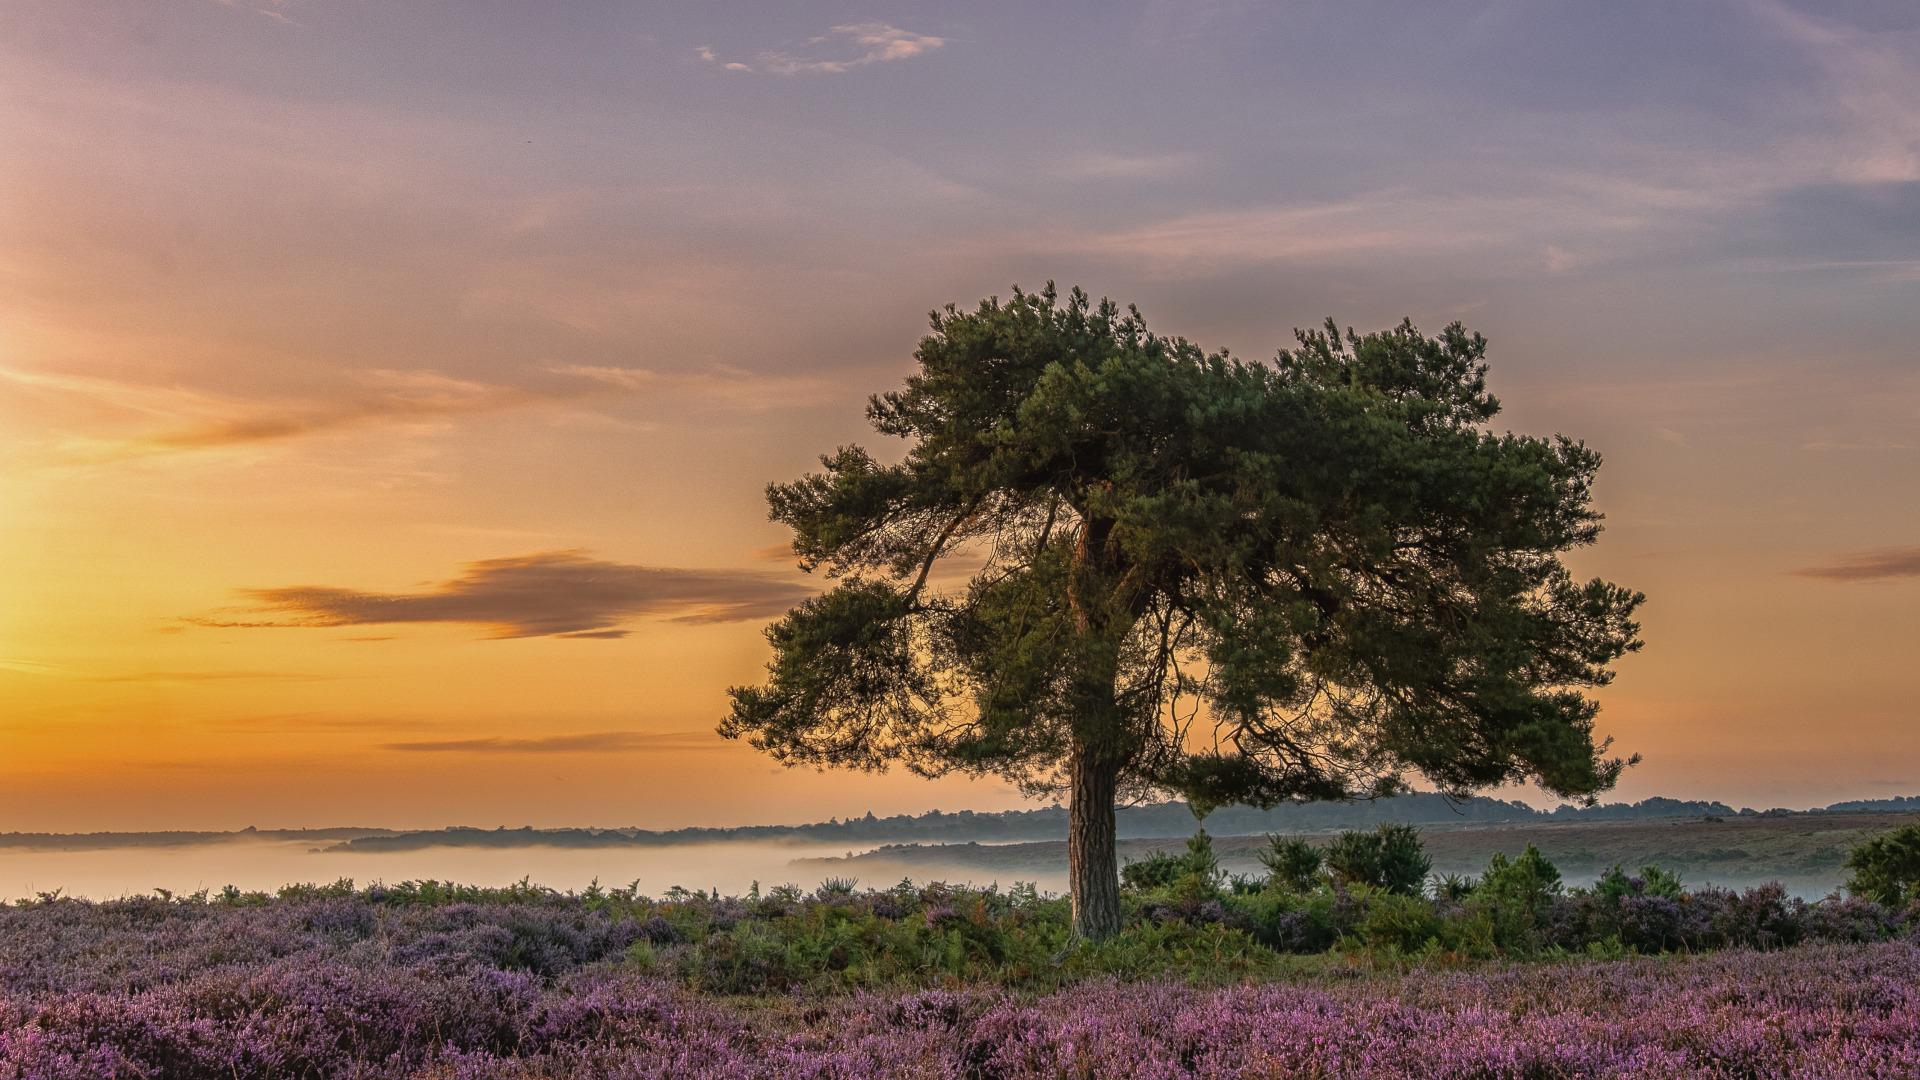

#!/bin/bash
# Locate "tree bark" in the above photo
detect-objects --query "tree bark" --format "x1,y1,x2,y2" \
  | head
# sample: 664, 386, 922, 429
1067, 743, 1122, 941
1066, 509, 1125, 942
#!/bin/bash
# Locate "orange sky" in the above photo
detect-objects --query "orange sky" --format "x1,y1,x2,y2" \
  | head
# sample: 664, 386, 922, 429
3, 2, 1917, 831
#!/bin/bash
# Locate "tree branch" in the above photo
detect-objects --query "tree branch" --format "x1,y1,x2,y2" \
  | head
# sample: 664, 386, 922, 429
907, 496, 984, 603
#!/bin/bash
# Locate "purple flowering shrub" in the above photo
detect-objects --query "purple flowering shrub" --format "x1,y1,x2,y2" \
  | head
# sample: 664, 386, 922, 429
1538, 871, 1918, 955
5, 846, 1920, 1077
7, 932, 1919, 1077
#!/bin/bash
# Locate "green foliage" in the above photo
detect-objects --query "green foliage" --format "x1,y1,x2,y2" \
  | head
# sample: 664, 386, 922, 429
215, 884, 275, 907
1181, 828, 1221, 885
275, 878, 357, 902
1591, 863, 1682, 903
1259, 835, 1324, 892
1352, 886, 1445, 953
1322, 823, 1432, 896
676, 894, 1062, 993
1434, 872, 1478, 902
1120, 850, 1189, 891
1061, 921, 1288, 983
1844, 823, 1920, 906
28, 862, 1910, 1002
1468, 844, 1564, 950
1640, 864, 1684, 898
1583, 935, 1633, 960
1322, 833, 1374, 887
726, 288, 1646, 798
1122, 828, 1223, 896
1225, 873, 1266, 895
364, 877, 560, 907
1478, 843, 1564, 906
722, 284, 1645, 939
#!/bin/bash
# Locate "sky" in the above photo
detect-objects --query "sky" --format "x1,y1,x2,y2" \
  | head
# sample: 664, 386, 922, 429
2, 0, 1917, 832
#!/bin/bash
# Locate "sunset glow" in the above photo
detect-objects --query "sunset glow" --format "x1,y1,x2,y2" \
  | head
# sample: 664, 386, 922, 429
3, 1, 1916, 831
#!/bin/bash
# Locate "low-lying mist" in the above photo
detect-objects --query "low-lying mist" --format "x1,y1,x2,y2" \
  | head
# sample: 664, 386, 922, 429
0, 838, 1033, 904
8, 803, 1900, 902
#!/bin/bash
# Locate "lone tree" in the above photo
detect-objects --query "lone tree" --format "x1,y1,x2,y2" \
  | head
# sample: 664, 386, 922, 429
722, 284, 1643, 940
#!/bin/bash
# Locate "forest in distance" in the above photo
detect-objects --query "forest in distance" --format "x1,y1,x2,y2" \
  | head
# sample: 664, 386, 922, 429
7, 793, 1918, 854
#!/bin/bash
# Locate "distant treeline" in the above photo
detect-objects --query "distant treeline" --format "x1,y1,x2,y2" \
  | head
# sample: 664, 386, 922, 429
323, 793, 1919, 853
0, 828, 396, 852
1822, 795, 1920, 812
7, 795, 1916, 853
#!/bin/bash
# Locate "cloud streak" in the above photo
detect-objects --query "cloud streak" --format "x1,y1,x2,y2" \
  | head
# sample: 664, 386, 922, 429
383, 731, 719, 753
1031, 179, 1744, 276
745, 23, 945, 75
2, 366, 556, 464
548, 364, 832, 410
748, 542, 797, 563
1789, 546, 1920, 582
7, 358, 831, 466
136, 372, 546, 452
196, 550, 815, 638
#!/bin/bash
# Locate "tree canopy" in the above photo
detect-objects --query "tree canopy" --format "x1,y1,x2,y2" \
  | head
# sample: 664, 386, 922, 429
722, 284, 1643, 939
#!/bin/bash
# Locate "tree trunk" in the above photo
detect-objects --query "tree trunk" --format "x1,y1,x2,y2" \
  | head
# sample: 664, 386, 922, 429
1066, 510, 1125, 942
1067, 743, 1121, 942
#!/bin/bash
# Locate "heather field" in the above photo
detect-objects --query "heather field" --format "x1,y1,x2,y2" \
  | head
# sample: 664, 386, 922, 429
4, 869, 1919, 1079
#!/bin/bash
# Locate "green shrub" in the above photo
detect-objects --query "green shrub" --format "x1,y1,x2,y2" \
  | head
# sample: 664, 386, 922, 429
1352, 887, 1443, 953
1122, 827, 1223, 898
1478, 844, 1562, 909
1434, 905, 1501, 958
1181, 828, 1220, 884
1120, 850, 1188, 890
1323, 823, 1432, 896
1592, 863, 1683, 903
1466, 844, 1563, 952
276, 878, 357, 902
92, 834, 1911, 1000
1062, 920, 1284, 983
1433, 872, 1477, 902
1259, 836, 1323, 892
1844, 823, 1920, 906
663, 883, 1078, 992
216, 884, 276, 907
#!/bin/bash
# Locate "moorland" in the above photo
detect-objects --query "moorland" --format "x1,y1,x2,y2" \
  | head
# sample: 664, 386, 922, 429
4, 814, 1918, 1077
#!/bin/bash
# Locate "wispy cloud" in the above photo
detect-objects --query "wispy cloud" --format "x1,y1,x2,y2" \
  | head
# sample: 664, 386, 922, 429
6, 359, 831, 466
547, 364, 831, 409
383, 731, 719, 753
1, 366, 554, 464
708, 23, 945, 75
1788, 546, 1920, 582
1035, 179, 1738, 274
749, 542, 797, 563
1068, 203, 1415, 268
1755, 2, 1920, 184
1051, 151, 1198, 180
193, 550, 816, 638
135, 370, 544, 452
